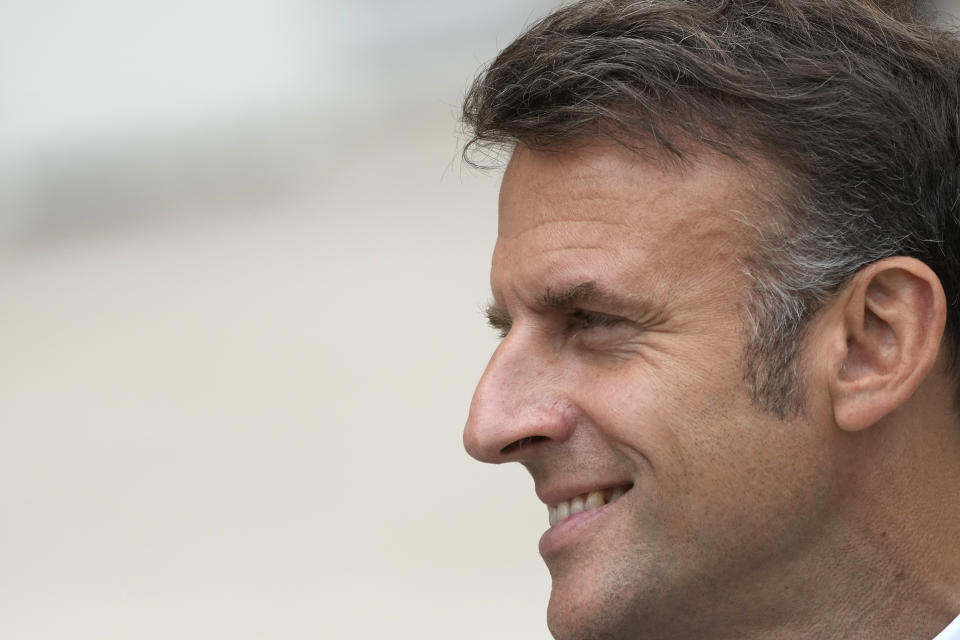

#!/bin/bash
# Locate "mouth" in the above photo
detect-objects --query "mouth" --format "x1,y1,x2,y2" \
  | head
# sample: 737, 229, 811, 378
547, 483, 633, 528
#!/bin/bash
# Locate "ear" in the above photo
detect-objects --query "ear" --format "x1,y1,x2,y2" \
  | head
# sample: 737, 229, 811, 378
829, 257, 947, 431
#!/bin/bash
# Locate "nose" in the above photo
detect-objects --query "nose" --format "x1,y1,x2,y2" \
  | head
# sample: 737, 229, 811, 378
463, 332, 576, 464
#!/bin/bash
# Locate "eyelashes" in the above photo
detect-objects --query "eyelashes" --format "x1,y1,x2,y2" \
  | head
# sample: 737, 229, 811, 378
485, 306, 512, 338
487, 308, 624, 340
566, 309, 623, 331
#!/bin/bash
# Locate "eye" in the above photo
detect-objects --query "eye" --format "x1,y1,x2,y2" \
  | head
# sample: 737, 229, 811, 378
567, 309, 623, 332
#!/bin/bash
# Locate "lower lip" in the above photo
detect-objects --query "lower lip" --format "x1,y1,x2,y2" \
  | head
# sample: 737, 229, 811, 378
538, 492, 628, 557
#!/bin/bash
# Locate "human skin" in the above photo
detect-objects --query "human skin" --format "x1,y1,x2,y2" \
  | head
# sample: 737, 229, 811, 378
463, 140, 960, 639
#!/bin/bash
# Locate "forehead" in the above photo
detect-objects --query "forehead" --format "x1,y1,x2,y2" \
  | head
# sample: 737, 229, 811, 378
493, 141, 767, 305
499, 142, 758, 236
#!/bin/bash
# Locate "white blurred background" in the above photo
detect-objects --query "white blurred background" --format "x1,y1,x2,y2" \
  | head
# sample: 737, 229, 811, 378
0, 1, 564, 638
3, 1, 959, 639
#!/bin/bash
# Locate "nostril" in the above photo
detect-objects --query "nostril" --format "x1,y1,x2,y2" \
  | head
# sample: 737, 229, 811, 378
500, 435, 549, 455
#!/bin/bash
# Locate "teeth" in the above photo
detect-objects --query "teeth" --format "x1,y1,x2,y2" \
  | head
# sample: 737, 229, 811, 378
569, 495, 585, 516
547, 485, 630, 528
584, 491, 603, 510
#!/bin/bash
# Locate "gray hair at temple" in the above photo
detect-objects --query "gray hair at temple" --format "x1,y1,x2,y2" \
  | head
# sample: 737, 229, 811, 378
461, 0, 960, 417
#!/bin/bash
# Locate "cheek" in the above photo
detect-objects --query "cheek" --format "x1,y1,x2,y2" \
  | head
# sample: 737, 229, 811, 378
575, 363, 718, 457
572, 369, 711, 531
580, 360, 814, 509
672, 396, 835, 560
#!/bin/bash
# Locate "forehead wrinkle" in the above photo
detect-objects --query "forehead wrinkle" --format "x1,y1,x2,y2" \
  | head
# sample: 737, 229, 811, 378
531, 245, 616, 256
498, 214, 640, 241
499, 168, 743, 246
500, 154, 658, 239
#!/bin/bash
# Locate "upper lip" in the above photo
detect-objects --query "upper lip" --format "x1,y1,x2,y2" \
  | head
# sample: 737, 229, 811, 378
535, 479, 633, 506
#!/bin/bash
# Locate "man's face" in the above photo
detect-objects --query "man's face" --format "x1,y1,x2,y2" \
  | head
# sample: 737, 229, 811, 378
463, 141, 838, 638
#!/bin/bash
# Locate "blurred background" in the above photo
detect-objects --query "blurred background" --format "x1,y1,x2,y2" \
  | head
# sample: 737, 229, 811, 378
2, 1, 958, 639
0, 1, 565, 638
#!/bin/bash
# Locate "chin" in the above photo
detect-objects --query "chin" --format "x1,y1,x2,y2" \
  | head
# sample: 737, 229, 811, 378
545, 570, 636, 640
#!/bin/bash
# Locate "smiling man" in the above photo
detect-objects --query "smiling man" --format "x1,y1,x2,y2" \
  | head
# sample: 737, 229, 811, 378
461, 1, 960, 639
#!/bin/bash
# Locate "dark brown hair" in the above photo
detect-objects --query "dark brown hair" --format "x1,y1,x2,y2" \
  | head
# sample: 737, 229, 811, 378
463, 0, 960, 416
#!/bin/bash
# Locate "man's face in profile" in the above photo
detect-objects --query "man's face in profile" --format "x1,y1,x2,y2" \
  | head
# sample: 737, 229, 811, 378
464, 140, 837, 639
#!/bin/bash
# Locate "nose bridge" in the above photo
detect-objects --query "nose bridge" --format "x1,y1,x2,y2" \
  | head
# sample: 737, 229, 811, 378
463, 332, 574, 463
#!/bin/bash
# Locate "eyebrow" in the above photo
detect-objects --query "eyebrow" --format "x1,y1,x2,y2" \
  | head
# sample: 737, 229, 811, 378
484, 280, 661, 331
537, 281, 606, 310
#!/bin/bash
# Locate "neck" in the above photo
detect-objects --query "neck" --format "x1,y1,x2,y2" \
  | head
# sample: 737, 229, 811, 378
660, 386, 960, 640
751, 390, 960, 640
818, 402, 960, 639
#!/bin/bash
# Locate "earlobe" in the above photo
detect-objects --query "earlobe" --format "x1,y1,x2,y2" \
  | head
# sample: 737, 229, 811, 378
830, 257, 947, 432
